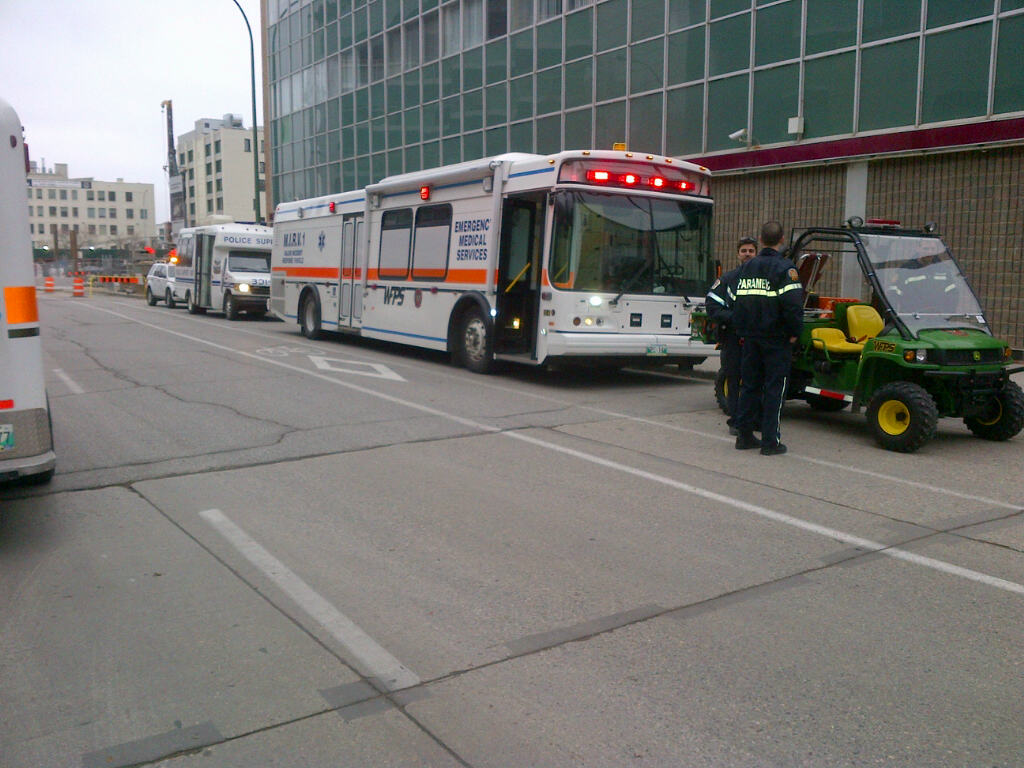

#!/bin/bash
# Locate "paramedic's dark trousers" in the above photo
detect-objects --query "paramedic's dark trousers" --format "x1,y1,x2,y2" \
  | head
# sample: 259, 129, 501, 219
735, 336, 792, 446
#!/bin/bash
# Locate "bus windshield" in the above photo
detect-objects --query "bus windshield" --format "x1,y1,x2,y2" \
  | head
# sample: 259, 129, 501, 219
228, 251, 270, 273
861, 233, 989, 336
549, 191, 714, 298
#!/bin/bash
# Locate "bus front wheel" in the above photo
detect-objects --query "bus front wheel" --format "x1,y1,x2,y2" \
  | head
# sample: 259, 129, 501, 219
458, 307, 493, 374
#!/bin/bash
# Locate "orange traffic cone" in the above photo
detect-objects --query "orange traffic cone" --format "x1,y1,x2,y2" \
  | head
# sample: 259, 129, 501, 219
44, 276, 55, 293
72, 276, 85, 298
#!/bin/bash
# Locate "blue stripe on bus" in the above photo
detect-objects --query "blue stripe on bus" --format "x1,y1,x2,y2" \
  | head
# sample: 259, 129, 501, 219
361, 326, 446, 343
509, 167, 556, 179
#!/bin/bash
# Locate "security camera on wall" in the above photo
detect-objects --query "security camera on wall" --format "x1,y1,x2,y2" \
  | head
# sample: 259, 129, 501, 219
728, 128, 748, 142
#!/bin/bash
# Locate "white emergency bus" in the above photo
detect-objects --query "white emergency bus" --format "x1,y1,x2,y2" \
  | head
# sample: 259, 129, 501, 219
170, 223, 274, 319
1, 96, 55, 483
271, 150, 717, 372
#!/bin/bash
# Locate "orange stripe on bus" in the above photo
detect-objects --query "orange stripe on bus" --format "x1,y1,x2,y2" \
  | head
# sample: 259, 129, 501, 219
271, 266, 340, 278
3, 286, 39, 324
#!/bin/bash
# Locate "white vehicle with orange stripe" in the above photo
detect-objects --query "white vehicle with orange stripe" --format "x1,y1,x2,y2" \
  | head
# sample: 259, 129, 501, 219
271, 150, 718, 373
0, 97, 55, 483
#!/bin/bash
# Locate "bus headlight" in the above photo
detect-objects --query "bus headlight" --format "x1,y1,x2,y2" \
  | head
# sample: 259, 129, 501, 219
237, 283, 251, 293
589, 295, 603, 307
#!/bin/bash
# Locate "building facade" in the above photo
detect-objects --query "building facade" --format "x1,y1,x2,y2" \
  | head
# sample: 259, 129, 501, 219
176, 115, 267, 227
27, 162, 157, 251
260, 0, 1024, 345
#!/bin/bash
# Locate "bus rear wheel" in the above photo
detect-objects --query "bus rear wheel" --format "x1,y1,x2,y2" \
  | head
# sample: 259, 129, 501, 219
300, 293, 322, 339
458, 307, 493, 374
187, 292, 205, 315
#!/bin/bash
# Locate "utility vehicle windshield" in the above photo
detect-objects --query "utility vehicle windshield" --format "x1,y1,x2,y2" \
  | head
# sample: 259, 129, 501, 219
549, 191, 714, 299
861, 233, 988, 336
228, 251, 271, 273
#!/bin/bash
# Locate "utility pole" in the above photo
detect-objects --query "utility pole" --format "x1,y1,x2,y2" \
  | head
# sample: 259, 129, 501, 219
231, 0, 262, 224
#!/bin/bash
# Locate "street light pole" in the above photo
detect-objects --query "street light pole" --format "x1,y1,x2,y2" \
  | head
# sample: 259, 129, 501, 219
231, 0, 262, 224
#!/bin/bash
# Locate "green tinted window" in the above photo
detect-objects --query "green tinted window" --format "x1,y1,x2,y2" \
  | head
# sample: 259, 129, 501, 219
565, 8, 593, 60
631, 39, 664, 94
442, 95, 460, 135
711, 0, 749, 18
463, 131, 483, 161
709, 14, 750, 76
667, 27, 705, 84
707, 75, 747, 151
537, 19, 562, 69
565, 59, 593, 109
862, 0, 920, 42
463, 89, 483, 131
422, 140, 440, 167
442, 137, 461, 164
404, 106, 420, 143
859, 39, 918, 130
752, 63, 798, 144
510, 30, 534, 75
463, 47, 483, 90
386, 76, 402, 113
565, 107, 594, 148
486, 39, 507, 84
510, 75, 534, 121
669, 0, 706, 29
421, 62, 439, 101
442, 55, 461, 96
804, 52, 855, 138
629, 92, 664, 153
486, 126, 508, 155
371, 83, 386, 117
422, 101, 440, 140
387, 115, 402, 148
403, 71, 420, 106
806, 0, 857, 54
595, 100, 627, 150
355, 87, 369, 121
632, 0, 665, 41
927, 0, 990, 28
404, 146, 421, 174
755, 0, 801, 65
922, 23, 990, 122
510, 120, 534, 152
597, 49, 628, 101
536, 115, 561, 154
372, 116, 386, 152
486, 82, 508, 125
536, 68, 562, 114
995, 14, 1024, 113
597, 0, 628, 51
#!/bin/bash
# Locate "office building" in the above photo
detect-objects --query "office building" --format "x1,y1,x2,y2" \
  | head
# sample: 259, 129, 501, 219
261, 0, 1024, 344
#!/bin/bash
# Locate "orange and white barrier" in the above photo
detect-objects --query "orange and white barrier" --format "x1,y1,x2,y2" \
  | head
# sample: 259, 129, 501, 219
44, 276, 54, 293
72, 276, 85, 297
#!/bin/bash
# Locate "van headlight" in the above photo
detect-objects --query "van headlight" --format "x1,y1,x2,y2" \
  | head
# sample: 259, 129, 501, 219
237, 283, 251, 293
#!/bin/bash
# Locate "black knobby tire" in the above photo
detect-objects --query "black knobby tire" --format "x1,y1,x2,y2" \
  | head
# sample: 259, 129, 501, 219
187, 292, 205, 315
806, 393, 850, 412
866, 381, 938, 453
964, 381, 1024, 441
224, 293, 239, 320
165, 289, 176, 309
458, 306, 493, 374
146, 287, 157, 306
300, 293, 322, 339
714, 368, 730, 415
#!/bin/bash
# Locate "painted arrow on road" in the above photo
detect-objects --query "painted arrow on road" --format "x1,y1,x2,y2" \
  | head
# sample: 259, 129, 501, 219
308, 355, 406, 381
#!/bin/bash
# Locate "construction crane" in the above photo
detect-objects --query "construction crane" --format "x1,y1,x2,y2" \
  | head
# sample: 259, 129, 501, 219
161, 100, 185, 230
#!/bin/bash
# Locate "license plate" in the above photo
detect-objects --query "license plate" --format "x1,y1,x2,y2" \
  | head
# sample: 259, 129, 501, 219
0, 424, 13, 452
646, 345, 668, 356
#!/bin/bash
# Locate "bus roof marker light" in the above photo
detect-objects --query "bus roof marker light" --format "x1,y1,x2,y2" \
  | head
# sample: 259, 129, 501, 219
420, 186, 430, 200
329, 201, 336, 213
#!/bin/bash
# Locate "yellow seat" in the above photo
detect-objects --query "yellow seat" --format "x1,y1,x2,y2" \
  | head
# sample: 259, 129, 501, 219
846, 304, 884, 342
811, 327, 865, 355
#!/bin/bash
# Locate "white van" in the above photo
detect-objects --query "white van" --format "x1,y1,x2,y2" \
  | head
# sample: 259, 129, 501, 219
171, 223, 273, 318
1, 96, 55, 483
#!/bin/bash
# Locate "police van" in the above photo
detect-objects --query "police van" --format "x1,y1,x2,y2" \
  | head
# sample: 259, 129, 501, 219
171, 223, 273, 319
1, 96, 55, 483
271, 150, 717, 372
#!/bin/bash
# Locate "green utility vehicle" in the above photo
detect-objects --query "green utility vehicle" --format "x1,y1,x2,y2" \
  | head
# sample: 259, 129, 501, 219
697, 220, 1023, 452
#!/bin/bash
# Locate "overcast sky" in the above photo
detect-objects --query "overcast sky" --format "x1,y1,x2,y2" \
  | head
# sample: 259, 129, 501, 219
1, 0, 264, 223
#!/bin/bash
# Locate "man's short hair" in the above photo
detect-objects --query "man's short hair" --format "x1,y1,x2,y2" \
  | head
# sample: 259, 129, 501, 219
737, 236, 757, 250
760, 221, 784, 248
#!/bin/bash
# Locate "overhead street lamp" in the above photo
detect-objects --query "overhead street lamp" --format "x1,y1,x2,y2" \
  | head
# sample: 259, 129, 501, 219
231, 0, 262, 224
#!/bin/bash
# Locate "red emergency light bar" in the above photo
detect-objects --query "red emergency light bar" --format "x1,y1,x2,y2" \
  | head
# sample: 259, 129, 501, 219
569, 159, 708, 196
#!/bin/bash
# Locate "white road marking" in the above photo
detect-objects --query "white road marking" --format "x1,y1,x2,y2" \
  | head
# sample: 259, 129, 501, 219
53, 368, 84, 394
309, 355, 406, 381
200, 508, 420, 691
84, 303, 1024, 597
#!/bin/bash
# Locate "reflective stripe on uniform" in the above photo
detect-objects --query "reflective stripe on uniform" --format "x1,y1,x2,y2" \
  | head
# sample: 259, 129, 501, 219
778, 283, 801, 294
735, 288, 777, 297
706, 291, 727, 305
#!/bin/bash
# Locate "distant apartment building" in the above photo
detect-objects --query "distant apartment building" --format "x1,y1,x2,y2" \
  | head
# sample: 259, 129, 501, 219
176, 114, 266, 226
27, 162, 157, 250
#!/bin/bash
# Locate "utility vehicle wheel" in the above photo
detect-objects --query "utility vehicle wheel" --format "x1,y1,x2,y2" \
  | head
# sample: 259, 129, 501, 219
300, 293, 322, 339
457, 306, 492, 374
165, 289, 176, 309
964, 381, 1024, 441
187, 292, 205, 315
224, 293, 239, 320
866, 382, 938, 453
806, 393, 849, 412
714, 368, 730, 415
146, 287, 157, 306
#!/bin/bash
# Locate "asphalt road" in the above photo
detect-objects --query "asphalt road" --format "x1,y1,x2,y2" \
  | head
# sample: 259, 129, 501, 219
2, 290, 1022, 768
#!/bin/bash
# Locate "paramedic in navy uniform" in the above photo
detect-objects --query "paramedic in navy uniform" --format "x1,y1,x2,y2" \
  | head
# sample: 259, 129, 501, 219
731, 221, 804, 456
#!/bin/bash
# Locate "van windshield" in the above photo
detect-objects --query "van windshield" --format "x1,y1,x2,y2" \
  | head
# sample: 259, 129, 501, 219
228, 251, 270, 273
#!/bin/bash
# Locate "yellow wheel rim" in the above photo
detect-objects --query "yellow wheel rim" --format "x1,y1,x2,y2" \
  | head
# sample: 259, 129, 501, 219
877, 399, 911, 435
976, 400, 1003, 426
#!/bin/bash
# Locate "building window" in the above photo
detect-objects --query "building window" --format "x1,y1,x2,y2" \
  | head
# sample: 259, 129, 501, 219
244, 138, 252, 151
207, 181, 213, 194
511, 0, 533, 30
49, 206, 57, 216
48, 189, 56, 199
487, 0, 507, 39
140, 209, 148, 219
108, 208, 117, 218
205, 162, 212, 175
216, 179, 223, 191
216, 197, 223, 212
188, 149, 194, 162
538, 0, 561, 22
179, 152, 186, 166
99, 208, 106, 218
88, 207, 95, 218
110, 225, 118, 235
60, 206, 68, 217
72, 207, 78, 217
99, 190, 106, 201
100, 224, 107, 234
127, 225, 135, 235
215, 140, 221, 153
108, 191, 116, 201
35, 188, 41, 199
87, 190, 94, 200
88, 225, 96, 234
60, 189, 67, 200
207, 200, 213, 213
126, 191, 133, 202
216, 159, 222, 172
205, 142, 211, 157
442, 3, 460, 56
126, 208, 134, 219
